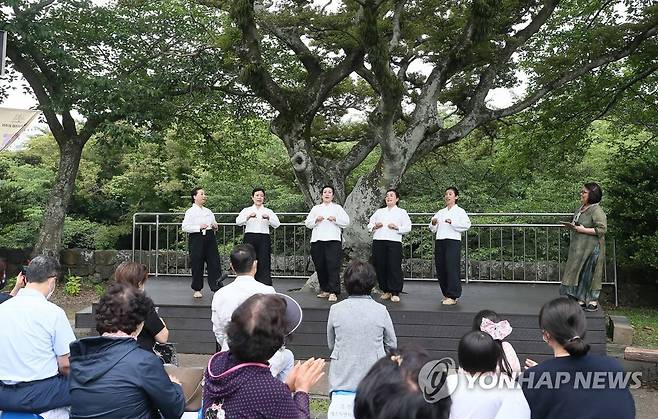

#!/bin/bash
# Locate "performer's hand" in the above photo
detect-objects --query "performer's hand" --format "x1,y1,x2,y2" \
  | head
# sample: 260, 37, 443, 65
200, 223, 209, 230
327, 216, 337, 222
388, 223, 398, 230
211, 222, 218, 230
431, 218, 438, 226
249, 212, 257, 219
262, 214, 270, 220
315, 215, 325, 223
374, 222, 383, 229
444, 218, 452, 224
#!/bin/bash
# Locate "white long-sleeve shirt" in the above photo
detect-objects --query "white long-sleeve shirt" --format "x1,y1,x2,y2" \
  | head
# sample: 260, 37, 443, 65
235, 205, 281, 234
367, 206, 412, 242
304, 202, 350, 242
181, 204, 217, 233
428, 205, 471, 240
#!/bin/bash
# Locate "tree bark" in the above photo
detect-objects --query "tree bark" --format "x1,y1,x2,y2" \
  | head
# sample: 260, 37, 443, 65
32, 136, 86, 257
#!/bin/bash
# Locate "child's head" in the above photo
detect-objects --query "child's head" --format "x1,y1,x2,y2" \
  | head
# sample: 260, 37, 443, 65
472, 310, 500, 331
355, 346, 451, 419
458, 331, 501, 374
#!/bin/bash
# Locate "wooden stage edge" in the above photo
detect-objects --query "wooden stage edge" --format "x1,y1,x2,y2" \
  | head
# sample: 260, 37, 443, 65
76, 276, 607, 363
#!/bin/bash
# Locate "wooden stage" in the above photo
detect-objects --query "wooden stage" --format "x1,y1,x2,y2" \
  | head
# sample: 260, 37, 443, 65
75, 276, 607, 363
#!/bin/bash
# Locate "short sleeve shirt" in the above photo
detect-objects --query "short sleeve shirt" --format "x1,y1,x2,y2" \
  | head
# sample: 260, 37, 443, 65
0, 287, 76, 383
137, 306, 166, 351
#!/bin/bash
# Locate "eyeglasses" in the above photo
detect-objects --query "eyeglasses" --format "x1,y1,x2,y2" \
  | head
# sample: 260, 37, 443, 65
579, 190, 589, 195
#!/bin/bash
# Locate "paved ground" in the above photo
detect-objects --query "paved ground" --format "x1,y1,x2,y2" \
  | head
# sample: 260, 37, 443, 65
179, 354, 657, 418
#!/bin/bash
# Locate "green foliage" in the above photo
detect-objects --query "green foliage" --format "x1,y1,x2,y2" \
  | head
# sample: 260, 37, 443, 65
94, 283, 107, 298
64, 274, 83, 297
607, 141, 658, 273
2, 275, 18, 293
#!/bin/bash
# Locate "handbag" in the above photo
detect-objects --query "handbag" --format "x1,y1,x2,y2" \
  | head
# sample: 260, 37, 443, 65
153, 342, 179, 366
164, 365, 205, 412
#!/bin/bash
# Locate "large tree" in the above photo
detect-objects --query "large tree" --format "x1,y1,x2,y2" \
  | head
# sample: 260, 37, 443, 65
201, 0, 658, 257
1, 0, 229, 255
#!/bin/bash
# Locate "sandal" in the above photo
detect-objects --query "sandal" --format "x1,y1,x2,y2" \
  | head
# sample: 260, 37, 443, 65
585, 302, 599, 312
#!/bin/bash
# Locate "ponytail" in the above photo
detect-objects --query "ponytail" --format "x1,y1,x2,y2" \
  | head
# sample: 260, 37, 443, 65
539, 298, 590, 357
563, 335, 590, 357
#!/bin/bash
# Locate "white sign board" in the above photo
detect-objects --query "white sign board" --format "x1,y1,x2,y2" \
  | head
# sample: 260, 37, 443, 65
0, 107, 41, 152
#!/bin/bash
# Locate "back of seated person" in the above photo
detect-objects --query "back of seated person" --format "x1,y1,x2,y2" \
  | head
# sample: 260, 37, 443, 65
68, 283, 185, 419
449, 331, 530, 419
0, 256, 76, 414
203, 293, 323, 419
211, 244, 294, 381
113, 261, 169, 353
354, 346, 451, 419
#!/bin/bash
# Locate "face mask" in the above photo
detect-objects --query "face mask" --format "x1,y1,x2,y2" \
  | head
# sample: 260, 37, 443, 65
46, 279, 55, 300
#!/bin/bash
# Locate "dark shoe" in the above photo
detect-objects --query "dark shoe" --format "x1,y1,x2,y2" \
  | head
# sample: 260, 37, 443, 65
585, 302, 599, 312
219, 272, 229, 283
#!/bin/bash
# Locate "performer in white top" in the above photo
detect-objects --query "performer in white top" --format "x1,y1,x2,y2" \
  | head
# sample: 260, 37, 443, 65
235, 188, 281, 285
181, 187, 227, 298
304, 185, 350, 302
367, 189, 412, 302
429, 186, 471, 305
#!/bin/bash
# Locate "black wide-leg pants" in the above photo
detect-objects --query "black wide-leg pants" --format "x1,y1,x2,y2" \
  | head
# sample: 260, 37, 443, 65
372, 240, 404, 294
310, 240, 342, 295
189, 231, 222, 292
244, 232, 273, 285
435, 239, 462, 299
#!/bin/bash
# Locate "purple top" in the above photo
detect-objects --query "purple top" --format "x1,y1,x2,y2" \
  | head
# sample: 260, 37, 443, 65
202, 351, 310, 418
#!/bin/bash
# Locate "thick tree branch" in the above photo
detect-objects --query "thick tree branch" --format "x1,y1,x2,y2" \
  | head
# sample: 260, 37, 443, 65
337, 133, 379, 175
388, 0, 406, 52
260, 20, 323, 76
227, 1, 289, 112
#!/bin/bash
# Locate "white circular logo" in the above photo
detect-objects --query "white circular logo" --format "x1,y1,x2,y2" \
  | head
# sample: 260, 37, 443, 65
418, 357, 456, 403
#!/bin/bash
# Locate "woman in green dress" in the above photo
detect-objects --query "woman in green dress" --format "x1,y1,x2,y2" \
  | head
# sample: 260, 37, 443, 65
560, 182, 607, 312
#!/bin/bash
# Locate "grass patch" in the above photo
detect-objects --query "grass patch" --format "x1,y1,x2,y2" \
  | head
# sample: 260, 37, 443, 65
310, 397, 330, 414
607, 306, 658, 349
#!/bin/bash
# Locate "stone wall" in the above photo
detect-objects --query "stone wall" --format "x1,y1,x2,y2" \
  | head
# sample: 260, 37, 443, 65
1, 247, 571, 282
0, 248, 133, 282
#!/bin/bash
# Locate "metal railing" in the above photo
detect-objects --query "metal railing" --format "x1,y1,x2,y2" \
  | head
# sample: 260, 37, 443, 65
132, 212, 618, 305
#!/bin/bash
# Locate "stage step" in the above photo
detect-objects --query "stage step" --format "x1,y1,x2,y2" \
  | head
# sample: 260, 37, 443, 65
75, 277, 607, 365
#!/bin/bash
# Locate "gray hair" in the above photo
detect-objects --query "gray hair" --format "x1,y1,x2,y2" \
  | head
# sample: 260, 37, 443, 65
25, 255, 61, 283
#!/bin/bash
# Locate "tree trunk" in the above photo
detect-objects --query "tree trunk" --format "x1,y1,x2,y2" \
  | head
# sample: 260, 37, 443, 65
32, 137, 86, 257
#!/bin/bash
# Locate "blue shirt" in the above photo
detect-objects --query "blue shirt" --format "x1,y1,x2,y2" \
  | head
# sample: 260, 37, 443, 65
521, 354, 635, 419
0, 287, 76, 383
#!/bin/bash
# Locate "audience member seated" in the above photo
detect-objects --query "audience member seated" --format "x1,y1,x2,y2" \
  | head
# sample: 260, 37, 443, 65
203, 293, 324, 418
68, 283, 184, 419
327, 259, 397, 394
472, 309, 521, 375
212, 244, 294, 380
354, 346, 450, 419
521, 297, 635, 419
113, 261, 169, 354
448, 331, 530, 419
0, 256, 76, 415
0, 271, 27, 304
